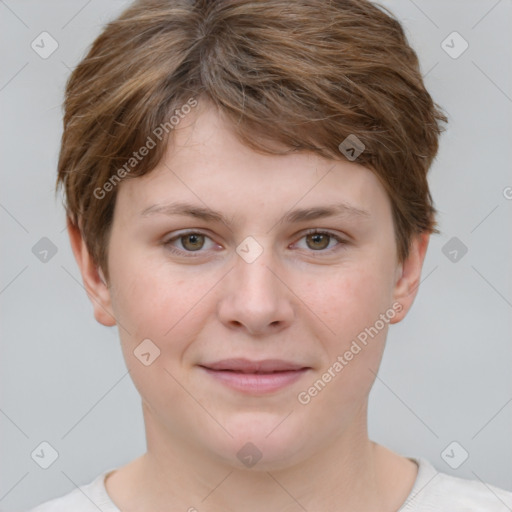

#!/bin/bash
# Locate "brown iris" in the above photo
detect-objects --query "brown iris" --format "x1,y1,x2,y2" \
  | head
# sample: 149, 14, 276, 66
306, 233, 330, 250
181, 233, 205, 251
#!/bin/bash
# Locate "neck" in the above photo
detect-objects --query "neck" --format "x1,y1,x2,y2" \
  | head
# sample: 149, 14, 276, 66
105, 401, 416, 511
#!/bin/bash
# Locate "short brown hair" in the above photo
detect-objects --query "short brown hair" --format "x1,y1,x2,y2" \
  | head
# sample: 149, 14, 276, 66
58, 0, 448, 280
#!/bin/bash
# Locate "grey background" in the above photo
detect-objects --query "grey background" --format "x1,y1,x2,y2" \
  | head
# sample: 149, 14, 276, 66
1, 0, 511, 510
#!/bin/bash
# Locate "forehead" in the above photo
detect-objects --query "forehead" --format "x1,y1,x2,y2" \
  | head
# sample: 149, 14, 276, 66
115, 101, 392, 224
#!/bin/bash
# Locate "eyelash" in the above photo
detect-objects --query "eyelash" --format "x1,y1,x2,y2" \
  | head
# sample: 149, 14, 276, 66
163, 229, 347, 258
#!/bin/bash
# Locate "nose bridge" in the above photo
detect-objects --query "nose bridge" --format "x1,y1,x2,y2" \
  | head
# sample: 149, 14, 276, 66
235, 244, 282, 305
217, 238, 294, 333
236, 253, 278, 299
233, 234, 280, 292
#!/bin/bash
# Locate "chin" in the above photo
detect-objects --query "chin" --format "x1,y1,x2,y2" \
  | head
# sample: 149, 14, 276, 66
209, 412, 313, 471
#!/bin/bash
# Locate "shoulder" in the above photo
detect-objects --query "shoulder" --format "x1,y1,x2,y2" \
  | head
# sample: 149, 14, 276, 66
404, 457, 512, 511
27, 470, 119, 512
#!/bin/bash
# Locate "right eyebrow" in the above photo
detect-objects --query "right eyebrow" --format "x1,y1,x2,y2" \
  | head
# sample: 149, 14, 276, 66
140, 201, 228, 223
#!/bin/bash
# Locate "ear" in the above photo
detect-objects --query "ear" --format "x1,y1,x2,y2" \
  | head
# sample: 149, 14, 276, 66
67, 219, 117, 327
389, 233, 430, 324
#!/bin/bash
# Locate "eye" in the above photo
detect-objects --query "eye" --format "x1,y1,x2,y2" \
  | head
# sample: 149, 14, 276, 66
164, 231, 218, 255
294, 229, 346, 253
163, 229, 347, 258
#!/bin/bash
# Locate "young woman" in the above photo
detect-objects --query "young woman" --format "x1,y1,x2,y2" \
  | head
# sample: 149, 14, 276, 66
30, 0, 512, 510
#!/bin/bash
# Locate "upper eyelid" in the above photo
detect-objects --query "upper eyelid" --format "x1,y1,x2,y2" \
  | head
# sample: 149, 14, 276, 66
300, 228, 346, 240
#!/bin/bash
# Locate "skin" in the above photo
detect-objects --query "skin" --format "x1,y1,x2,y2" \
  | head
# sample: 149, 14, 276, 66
69, 99, 429, 511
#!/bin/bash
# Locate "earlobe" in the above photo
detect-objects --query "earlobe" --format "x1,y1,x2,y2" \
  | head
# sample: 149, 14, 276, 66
67, 219, 117, 327
389, 233, 430, 324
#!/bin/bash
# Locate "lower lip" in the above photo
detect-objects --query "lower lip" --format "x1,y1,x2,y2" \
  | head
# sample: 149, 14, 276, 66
200, 367, 309, 394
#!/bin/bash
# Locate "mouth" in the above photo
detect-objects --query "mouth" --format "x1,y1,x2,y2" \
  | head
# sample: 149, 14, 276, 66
198, 359, 311, 394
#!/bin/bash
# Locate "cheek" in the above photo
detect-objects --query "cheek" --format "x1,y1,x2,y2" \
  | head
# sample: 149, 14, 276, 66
107, 259, 211, 407
107, 254, 209, 351
299, 260, 395, 345
292, 257, 396, 406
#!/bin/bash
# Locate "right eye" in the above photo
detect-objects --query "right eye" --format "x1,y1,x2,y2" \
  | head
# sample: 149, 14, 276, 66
163, 230, 221, 257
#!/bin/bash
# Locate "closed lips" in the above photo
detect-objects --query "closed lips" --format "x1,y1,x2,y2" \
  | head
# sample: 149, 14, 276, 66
200, 359, 310, 373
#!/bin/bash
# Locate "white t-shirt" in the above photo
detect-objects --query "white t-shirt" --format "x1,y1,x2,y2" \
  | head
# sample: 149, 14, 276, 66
28, 457, 512, 511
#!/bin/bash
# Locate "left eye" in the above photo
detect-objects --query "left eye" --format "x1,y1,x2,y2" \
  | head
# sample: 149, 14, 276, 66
294, 230, 345, 252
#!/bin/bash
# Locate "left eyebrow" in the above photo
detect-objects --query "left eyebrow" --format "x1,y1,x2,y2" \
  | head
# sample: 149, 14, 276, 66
280, 203, 370, 224
139, 200, 370, 226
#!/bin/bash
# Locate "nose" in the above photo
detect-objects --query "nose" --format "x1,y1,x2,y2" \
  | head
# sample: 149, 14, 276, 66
217, 247, 295, 336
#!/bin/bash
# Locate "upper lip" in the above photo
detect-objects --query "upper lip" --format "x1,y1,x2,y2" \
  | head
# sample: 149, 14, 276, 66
200, 358, 309, 373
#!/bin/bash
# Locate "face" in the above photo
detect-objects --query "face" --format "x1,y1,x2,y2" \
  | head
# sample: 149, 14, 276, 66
72, 100, 428, 471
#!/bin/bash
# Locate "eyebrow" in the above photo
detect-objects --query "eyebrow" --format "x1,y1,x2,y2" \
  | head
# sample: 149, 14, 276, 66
139, 200, 370, 226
